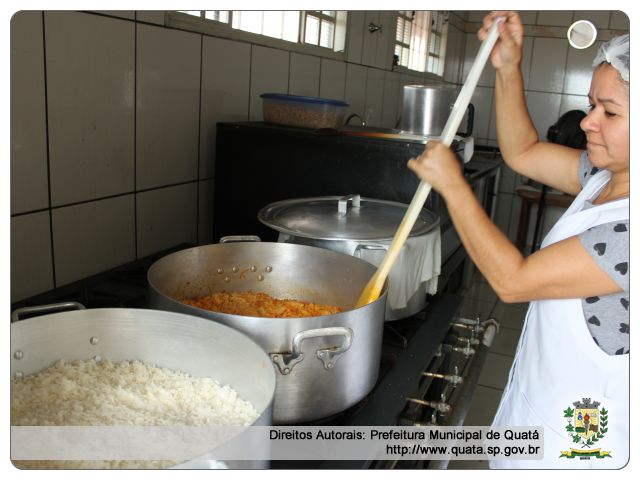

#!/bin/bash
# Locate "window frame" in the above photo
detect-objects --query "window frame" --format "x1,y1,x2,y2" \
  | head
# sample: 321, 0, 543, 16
393, 10, 449, 77
166, 10, 348, 61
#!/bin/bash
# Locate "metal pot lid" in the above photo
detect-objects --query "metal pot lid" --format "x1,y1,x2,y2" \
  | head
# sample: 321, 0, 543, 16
258, 194, 439, 242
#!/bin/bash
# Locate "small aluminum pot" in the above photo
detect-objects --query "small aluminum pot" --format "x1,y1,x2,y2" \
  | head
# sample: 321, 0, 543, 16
400, 84, 474, 138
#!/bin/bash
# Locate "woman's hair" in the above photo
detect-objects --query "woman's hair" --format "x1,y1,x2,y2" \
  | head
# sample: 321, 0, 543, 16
546, 110, 587, 149
593, 34, 629, 83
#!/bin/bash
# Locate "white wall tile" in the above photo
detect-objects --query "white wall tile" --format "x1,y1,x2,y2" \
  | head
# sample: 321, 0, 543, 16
52, 195, 135, 286
536, 11, 573, 26
467, 11, 488, 23
525, 91, 562, 140
93, 11, 135, 20
444, 26, 464, 85
529, 37, 568, 93
361, 11, 380, 67
319, 58, 346, 101
137, 24, 200, 190
462, 33, 495, 88
520, 36, 534, 90
518, 11, 538, 25
487, 90, 497, 141
135, 11, 165, 25
346, 11, 366, 64
375, 11, 394, 70
249, 45, 289, 121
11, 11, 48, 215
11, 212, 54, 302
45, 12, 134, 206
609, 11, 630, 30
560, 94, 589, 116
344, 63, 368, 118
381, 71, 400, 129
364, 68, 385, 127
200, 37, 250, 180
469, 86, 493, 140
564, 40, 602, 95
137, 183, 197, 257
573, 11, 610, 29
198, 179, 214, 245
289, 53, 320, 97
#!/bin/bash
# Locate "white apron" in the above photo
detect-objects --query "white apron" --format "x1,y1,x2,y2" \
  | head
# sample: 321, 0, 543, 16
490, 170, 629, 469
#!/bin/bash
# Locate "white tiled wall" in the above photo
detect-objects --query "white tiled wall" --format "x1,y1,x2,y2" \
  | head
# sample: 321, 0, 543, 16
136, 24, 200, 190
289, 53, 321, 97
10, 10, 628, 302
136, 183, 198, 257
10, 11, 48, 216
249, 45, 289, 121
52, 195, 136, 286
200, 37, 251, 180
45, 12, 135, 207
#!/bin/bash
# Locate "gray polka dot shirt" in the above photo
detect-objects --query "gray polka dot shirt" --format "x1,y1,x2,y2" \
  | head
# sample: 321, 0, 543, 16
577, 152, 629, 355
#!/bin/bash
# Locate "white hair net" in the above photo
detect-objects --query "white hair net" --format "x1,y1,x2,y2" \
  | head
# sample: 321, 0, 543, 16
593, 34, 629, 82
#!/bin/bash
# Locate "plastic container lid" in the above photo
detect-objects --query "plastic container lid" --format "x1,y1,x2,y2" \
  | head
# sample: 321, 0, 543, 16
260, 93, 349, 107
258, 195, 439, 242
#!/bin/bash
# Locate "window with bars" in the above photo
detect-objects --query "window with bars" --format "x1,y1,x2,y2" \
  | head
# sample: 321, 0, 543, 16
395, 11, 449, 76
177, 10, 347, 52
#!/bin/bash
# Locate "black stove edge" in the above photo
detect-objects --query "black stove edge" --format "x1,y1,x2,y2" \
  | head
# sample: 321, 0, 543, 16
297, 292, 462, 470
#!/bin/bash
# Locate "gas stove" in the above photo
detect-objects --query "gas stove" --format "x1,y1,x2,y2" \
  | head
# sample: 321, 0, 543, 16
11, 243, 496, 470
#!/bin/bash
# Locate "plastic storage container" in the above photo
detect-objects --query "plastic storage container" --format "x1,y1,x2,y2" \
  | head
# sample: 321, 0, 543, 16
260, 93, 349, 129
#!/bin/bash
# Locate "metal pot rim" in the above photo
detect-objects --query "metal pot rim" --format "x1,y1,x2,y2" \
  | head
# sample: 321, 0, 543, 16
258, 195, 440, 242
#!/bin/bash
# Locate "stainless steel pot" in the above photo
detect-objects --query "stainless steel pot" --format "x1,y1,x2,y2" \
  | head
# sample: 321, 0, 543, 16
10, 304, 275, 468
400, 84, 474, 138
258, 195, 440, 320
147, 240, 387, 424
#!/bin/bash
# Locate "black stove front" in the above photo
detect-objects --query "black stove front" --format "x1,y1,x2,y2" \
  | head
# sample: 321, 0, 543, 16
11, 244, 492, 470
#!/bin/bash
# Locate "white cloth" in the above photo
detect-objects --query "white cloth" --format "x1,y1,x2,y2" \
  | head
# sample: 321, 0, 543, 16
490, 169, 629, 469
359, 227, 441, 310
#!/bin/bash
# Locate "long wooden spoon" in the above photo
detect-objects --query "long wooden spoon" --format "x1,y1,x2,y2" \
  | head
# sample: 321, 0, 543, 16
356, 17, 505, 308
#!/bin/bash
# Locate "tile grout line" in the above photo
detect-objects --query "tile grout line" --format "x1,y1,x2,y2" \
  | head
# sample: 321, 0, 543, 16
41, 11, 57, 290
195, 33, 203, 245
133, 18, 138, 259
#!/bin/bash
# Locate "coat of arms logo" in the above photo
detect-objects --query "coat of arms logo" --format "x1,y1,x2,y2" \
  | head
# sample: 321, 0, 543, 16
560, 398, 611, 459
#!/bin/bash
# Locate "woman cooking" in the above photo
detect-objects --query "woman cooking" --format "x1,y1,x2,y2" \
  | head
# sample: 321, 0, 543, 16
408, 11, 629, 469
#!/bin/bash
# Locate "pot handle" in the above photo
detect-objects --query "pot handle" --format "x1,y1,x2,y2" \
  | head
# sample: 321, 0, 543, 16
270, 326, 353, 375
354, 243, 387, 259
219, 235, 262, 243
338, 194, 361, 215
457, 103, 474, 138
11, 301, 86, 323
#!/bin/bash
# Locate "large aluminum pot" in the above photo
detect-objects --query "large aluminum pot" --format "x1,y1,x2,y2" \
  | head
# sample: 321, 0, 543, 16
147, 240, 387, 424
10, 304, 275, 468
400, 84, 474, 138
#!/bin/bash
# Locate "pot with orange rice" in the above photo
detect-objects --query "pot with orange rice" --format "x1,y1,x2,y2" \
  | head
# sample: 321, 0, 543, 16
147, 238, 387, 424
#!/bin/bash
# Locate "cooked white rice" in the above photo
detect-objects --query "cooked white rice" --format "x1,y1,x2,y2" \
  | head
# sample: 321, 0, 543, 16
12, 358, 259, 468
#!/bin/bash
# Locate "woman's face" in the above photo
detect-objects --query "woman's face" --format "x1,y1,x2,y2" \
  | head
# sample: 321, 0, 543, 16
580, 64, 630, 173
